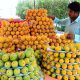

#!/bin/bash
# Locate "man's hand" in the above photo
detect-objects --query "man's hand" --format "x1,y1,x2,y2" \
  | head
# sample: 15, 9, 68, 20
48, 16, 55, 20
67, 33, 74, 40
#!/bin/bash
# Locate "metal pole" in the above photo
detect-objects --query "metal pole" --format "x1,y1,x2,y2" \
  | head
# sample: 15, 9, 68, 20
34, 0, 35, 9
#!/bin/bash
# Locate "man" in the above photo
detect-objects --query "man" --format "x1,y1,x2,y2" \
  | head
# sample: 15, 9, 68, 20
50, 1, 80, 41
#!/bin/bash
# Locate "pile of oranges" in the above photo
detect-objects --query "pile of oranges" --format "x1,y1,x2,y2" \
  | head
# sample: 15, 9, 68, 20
0, 36, 14, 53
15, 35, 50, 51
49, 34, 74, 47
0, 33, 50, 53
0, 9, 74, 53
0, 20, 30, 38
26, 9, 48, 21
26, 9, 55, 37
0, 14, 51, 53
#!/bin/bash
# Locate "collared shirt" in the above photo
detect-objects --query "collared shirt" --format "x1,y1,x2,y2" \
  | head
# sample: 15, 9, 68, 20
54, 16, 80, 35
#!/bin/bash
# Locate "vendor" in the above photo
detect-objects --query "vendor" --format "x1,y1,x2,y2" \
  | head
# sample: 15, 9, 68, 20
49, 1, 80, 40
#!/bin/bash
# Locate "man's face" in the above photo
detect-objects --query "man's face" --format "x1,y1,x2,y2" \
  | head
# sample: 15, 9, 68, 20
68, 9, 78, 19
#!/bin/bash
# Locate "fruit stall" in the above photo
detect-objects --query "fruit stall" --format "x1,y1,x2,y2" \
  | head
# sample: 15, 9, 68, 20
0, 8, 80, 80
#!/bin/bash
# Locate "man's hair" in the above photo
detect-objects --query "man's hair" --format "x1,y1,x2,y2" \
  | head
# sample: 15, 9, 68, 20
68, 1, 80, 12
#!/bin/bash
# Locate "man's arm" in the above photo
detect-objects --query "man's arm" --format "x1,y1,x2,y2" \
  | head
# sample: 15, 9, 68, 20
54, 17, 68, 26
48, 16, 68, 26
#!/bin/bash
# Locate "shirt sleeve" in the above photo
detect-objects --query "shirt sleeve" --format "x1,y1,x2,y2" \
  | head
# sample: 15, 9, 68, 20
79, 28, 80, 35
54, 17, 68, 26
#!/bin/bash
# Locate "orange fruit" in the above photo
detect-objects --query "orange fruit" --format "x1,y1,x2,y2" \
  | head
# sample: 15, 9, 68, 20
6, 31, 10, 35
28, 12, 32, 16
43, 21, 47, 25
20, 31, 24, 35
15, 23, 19, 27
34, 41, 38, 45
39, 21, 42, 25
3, 27, 8, 31
13, 27, 18, 31
37, 25, 40, 29
36, 17, 41, 21
21, 44, 26, 50
32, 13, 36, 17
8, 27, 12, 31
42, 17, 46, 21
16, 31, 20, 35
11, 31, 15, 35
13, 35, 18, 39
18, 27, 22, 31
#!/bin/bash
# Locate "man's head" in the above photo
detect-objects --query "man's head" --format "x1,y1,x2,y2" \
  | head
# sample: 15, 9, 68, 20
68, 1, 80, 20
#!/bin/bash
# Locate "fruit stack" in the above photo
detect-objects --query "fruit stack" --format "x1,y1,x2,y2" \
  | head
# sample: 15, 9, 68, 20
49, 34, 74, 47
25, 9, 73, 47
0, 20, 30, 38
17, 35, 49, 51
0, 36, 15, 53
0, 35, 50, 53
0, 48, 44, 80
42, 43, 80, 80
26, 9, 55, 37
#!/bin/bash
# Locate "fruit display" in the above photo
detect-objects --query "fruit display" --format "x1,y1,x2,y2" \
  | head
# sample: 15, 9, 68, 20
0, 9, 73, 53
26, 9, 48, 21
0, 48, 44, 80
49, 33, 74, 47
0, 35, 50, 53
25, 9, 73, 47
42, 43, 80, 80
15, 35, 49, 50
0, 20, 30, 37
0, 16, 50, 53
0, 36, 15, 53
26, 9, 55, 37
0, 8, 79, 80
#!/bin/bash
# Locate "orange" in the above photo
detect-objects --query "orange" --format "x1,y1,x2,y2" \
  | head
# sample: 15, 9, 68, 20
28, 41, 33, 45
43, 9, 47, 13
16, 31, 20, 35
39, 21, 42, 25
21, 44, 26, 50
8, 27, 12, 31
36, 17, 41, 21
13, 27, 18, 31
3, 27, 8, 31
32, 13, 36, 17
41, 17, 46, 21
18, 27, 22, 31
11, 31, 15, 35
37, 12, 42, 16
6, 31, 10, 35
13, 35, 18, 39
34, 41, 38, 45
28, 12, 32, 16
10, 23, 14, 27
45, 17, 49, 21
47, 21, 51, 25
37, 25, 40, 29
15, 23, 19, 27
20, 31, 24, 35
43, 21, 47, 25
